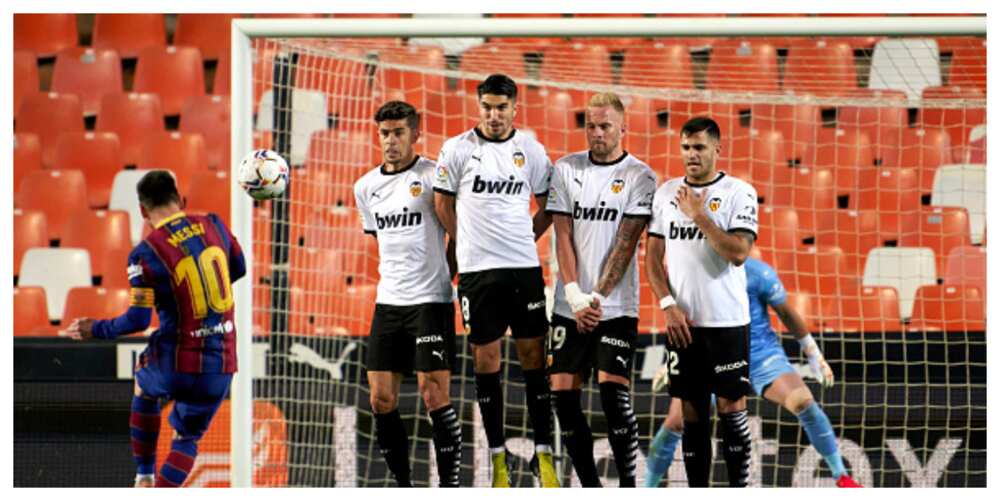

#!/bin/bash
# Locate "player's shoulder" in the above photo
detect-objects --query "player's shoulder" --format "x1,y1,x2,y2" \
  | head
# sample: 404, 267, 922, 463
745, 257, 778, 282
513, 130, 548, 155
656, 176, 684, 196
443, 129, 478, 151
353, 165, 384, 194
719, 172, 757, 194
622, 154, 657, 181
554, 150, 589, 169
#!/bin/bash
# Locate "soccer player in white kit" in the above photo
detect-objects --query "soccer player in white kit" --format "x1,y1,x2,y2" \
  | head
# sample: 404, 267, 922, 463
545, 92, 657, 487
433, 74, 558, 487
645, 117, 758, 487
354, 101, 462, 487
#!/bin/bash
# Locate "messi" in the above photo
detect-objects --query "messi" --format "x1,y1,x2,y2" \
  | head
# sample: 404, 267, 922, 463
573, 201, 619, 222
375, 208, 422, 229
668, 221, 704, 240
472, 174, 525, 195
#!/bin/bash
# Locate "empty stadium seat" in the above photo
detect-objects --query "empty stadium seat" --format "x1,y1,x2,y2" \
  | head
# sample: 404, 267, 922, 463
728, 129, 790, 204
540, 43, 612, 86
13, 50, 38, 122
92, 14, 167, 58
931, 163, 985, 244
377, 45, 447, 124
856, 167, 920, 214
862, 247, 937, 320
814, 209, 885, 275
214, 52, 230, 95
869, 38, 941, 100
18, 169, 89, 242
295, 49, 374, 129
460, 43, 528, 83
919, 85, 985, 157
947, 39, 986, 91
54, 131, 123, 208
782, 245, 851, 299
784, 40, 857, 95
96, 93, 165, 166
61, 287, 132, 325
139, 131, 208, 194
621, 43, 694, 89
706, 40, 779, 92
623, 96, 672, 174
537, 90, 587, 161
99, 247, 133, 289
61, 210, 133, 282
179, 95, 230, 169
109, 169, 162, 245
750, 102, 820, 163
943, 246, 986, 296
887, 127, 951, 193
837, 89, 908, 166
256, 89, 329, 166
14, 14, 78, 57
134, 46, 207, 116
19, 248, 93, 322
770, 167, 837, 213
186, 170, 231, 227
15, 92, 85, 168
964, 124, 986, 164
14, 287, 56, 336
908, 285, 985, 332
51, 47, 123, 116
756, 207, 809, 274
327, 284, 377, 336
821, 286, 903, 333
899, 206, 973, 277
14, 133, 41, 206
14, 209, 48, 278
808, 127, 874, 202
173, 13, 241, 61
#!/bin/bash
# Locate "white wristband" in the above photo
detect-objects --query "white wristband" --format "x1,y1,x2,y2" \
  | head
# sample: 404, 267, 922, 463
658, 295, 677, 310
798, 334, 819, 355
564, 282, 593, 313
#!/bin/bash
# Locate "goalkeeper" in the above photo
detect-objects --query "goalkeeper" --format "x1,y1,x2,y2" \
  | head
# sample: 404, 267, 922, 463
644, 256, 862, 488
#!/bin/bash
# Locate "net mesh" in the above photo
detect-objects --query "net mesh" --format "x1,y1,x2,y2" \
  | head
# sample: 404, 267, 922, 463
239, 32, 984, 487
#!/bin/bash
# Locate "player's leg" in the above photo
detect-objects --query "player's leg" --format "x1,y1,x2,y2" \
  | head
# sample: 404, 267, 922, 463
595, 317, 640, 487
367, 304, 414, 486
710, 326, 753, 488
644, 398, 683, 487
415, 302, 462, 487
548, 315, 600, 487
671, 327, 713, 487
157, 373, 232, 487
511, 267, 557, 486
131, 353, 167, 487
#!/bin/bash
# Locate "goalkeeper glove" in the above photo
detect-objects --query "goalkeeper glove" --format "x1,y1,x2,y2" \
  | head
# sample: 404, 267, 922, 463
564, 282, 597, 313
799, 334, 834, 387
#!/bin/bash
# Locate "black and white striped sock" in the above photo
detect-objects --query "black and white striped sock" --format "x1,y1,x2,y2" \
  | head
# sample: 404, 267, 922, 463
599, 382, 639, 487
430, 404, 462, 487
719, 409, 752, 487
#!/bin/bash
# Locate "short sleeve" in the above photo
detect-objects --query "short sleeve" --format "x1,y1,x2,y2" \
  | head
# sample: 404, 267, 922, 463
353, 179, 376, 235
544, 162, 572, 215
528, 142, 552, 196
758, 263, 788, 307
432, 140, 462, 195
624, 168, 657, 217
648, 187, 668, 238
727, 182, 758, 238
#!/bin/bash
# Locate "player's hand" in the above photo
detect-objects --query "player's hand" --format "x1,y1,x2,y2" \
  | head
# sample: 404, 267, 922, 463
61, 317, 95, 341
575, 298, 602, 333
675, 185, 705, 220
799, 334, 834, 387
663, 305, 692, 349
565, 282, 596, 313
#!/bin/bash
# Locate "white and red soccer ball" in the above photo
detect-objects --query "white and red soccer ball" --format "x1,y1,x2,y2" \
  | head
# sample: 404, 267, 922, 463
238, 149, 289, 201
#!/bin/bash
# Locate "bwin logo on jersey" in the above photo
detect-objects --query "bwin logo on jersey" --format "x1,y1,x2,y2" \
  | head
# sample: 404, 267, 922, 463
409, 181, 423, 197
375, 208, 422, 229
472, 174, 525, 195
512, 151, 526, 168
610, 179, 625, 194
573, 201, 619, 222
668, 221, 705, 240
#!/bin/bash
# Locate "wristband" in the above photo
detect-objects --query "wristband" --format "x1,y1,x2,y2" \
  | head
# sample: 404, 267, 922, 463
798, 334, 819, 354
658, 295, 677, 310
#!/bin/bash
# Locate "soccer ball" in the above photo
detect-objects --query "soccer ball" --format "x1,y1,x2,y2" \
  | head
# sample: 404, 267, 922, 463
238, 149, 289, 200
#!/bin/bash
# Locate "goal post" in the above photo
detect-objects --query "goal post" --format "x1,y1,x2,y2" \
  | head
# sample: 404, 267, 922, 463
230, 15, 985, 487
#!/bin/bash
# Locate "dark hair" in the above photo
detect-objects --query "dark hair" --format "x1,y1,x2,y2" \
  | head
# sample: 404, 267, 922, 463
136, 170, 181, 210
476, 73, 518, 100
374, 100, 420, 130
680, 116, 721, 142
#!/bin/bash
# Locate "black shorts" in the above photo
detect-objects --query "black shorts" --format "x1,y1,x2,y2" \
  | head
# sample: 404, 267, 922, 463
547, 315, 638, 379
457, 267, 548, 345
366, 302, 456, 374
669, 325, 752, 401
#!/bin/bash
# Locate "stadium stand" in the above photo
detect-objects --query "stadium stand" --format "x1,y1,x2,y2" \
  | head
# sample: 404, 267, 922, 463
13, 133, 42, 207
92, 14, 167, 59
13, 50, 38, 122
138, 131, 208, 195
862, 247, 938, 320
173, 13, 240, 61
96, 93, 166, 166
908, 284, 986, 332
869, 38, 942, 100
705, 39, 779, 92
54, 131, 123, 208
134, 46, 207, 116
18, 248, 93, 322
931, 163, 986, 244
15, 92, 85, 169
14, 13, 78, 57
17, 169, 89, 242
13, 209, 48, 279
13, 287, 57, 336
51, 47, 123, 116
61, 210, 133, 283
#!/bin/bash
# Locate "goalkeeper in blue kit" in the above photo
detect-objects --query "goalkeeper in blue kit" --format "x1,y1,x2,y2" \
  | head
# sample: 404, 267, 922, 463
644, 257, 862, 488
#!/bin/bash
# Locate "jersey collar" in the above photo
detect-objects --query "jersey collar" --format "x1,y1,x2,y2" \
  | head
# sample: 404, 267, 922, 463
474, 126, 517, 143
683, 171, 726, 188
154, 211, 187, 229
589, 150, 629, 166
380, 155, 421, 176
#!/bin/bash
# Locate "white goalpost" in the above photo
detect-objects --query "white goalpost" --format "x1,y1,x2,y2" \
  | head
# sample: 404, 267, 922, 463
229, 15, 986, 487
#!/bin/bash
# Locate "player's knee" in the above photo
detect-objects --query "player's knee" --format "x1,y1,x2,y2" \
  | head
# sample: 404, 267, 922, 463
785, 387, 815, 415
369, 391, 398, 414
418, 379, 449, 411
514, 338, 545, 369
472, 344, 501, 372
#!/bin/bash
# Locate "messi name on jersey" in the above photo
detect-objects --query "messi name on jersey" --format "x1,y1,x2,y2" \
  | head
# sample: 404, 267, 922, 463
471, 174, 525, 195
668, 221, 705, 240
374, 208, 422, 230
573, 201, 619, 222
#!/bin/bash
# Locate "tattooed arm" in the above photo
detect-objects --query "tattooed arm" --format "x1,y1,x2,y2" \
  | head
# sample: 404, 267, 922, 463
594, 215, 649, 297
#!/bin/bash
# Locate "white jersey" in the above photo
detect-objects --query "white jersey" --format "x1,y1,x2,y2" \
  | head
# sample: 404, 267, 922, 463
648, 172, 759, 327
354, 156, 452, 305
547, 151, 657, 320
433, 128, 552, 273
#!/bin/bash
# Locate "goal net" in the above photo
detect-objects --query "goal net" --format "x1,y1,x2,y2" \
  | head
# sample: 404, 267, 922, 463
228, 17, 985, 487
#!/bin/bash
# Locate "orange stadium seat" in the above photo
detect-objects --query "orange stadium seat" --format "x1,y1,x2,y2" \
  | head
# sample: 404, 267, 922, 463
14, 14, 78, 57
946, 39, 986, 91
186, 170, 231, 227
943, 246, 986, 294
783, 40, 857, 95
14, 133, 42, 206
751, 102, 820, 163
756, 207, 809, 274
61, 287, 131, 325
908, 285, 985, 332
837, 89, 908, 166
61, 210, 133, 281
295, 48, 374, 128
15, 92, 85, 168
99, 247, 134, 289
134, 46, 206, 116
459, 43, 528, 93
808, 127, 874, 202
537, 90, 587, 161
139, 131, 208, 194
92, 14, 167, 59
54, 131, 123, 208
898, 206, 973, 277
14, 209, 49, 278
51, 47, 123, 116
782, 245, 852, 300
327, 284, 377, 336
771, 291, 823, 333
822, 286, 902, 333
920, 85, 985, 162
624, 96, 672, 175
727, 129, 790, 205
173, 14, 241, 61
621, 43, 694, 89
541, 43, 613, 86
96, 93, 165, 166
706, 40, 780, 92
890, 127, 951, 194
13, 50, 38, 122
18, 169, 89, 242
856, 167, 920, 214
14, 287, 56, 336
214, 52, 231, 95
770, 167, 836, 213
814, 209, 885, 275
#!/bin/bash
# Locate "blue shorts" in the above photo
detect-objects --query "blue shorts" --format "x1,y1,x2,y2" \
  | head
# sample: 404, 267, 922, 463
748, 343, 797, 397
136, 351, 233, 440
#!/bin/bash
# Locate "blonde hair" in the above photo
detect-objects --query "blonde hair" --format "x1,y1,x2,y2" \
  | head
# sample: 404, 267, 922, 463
587, 92, 625, 114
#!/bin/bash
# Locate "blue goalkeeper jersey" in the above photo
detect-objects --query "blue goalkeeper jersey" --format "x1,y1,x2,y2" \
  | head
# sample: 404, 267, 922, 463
745, 257, 787, 351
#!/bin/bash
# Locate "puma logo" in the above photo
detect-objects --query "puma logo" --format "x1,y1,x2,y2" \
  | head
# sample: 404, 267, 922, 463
573, 177, 582, 186
616, 356, 627, 367
432, 350, 445, 361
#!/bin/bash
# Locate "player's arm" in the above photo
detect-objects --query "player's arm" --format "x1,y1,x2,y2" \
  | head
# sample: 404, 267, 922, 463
63, 286, 153, 341
594, 215, 648, 296
552, 213, 601, 330
644, 233, 692, 348
676, 185, 754, 266
773, 302, 834, 387
532, 194, 552, 241
446, 236, 458, 279
434, 191, 458, 240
